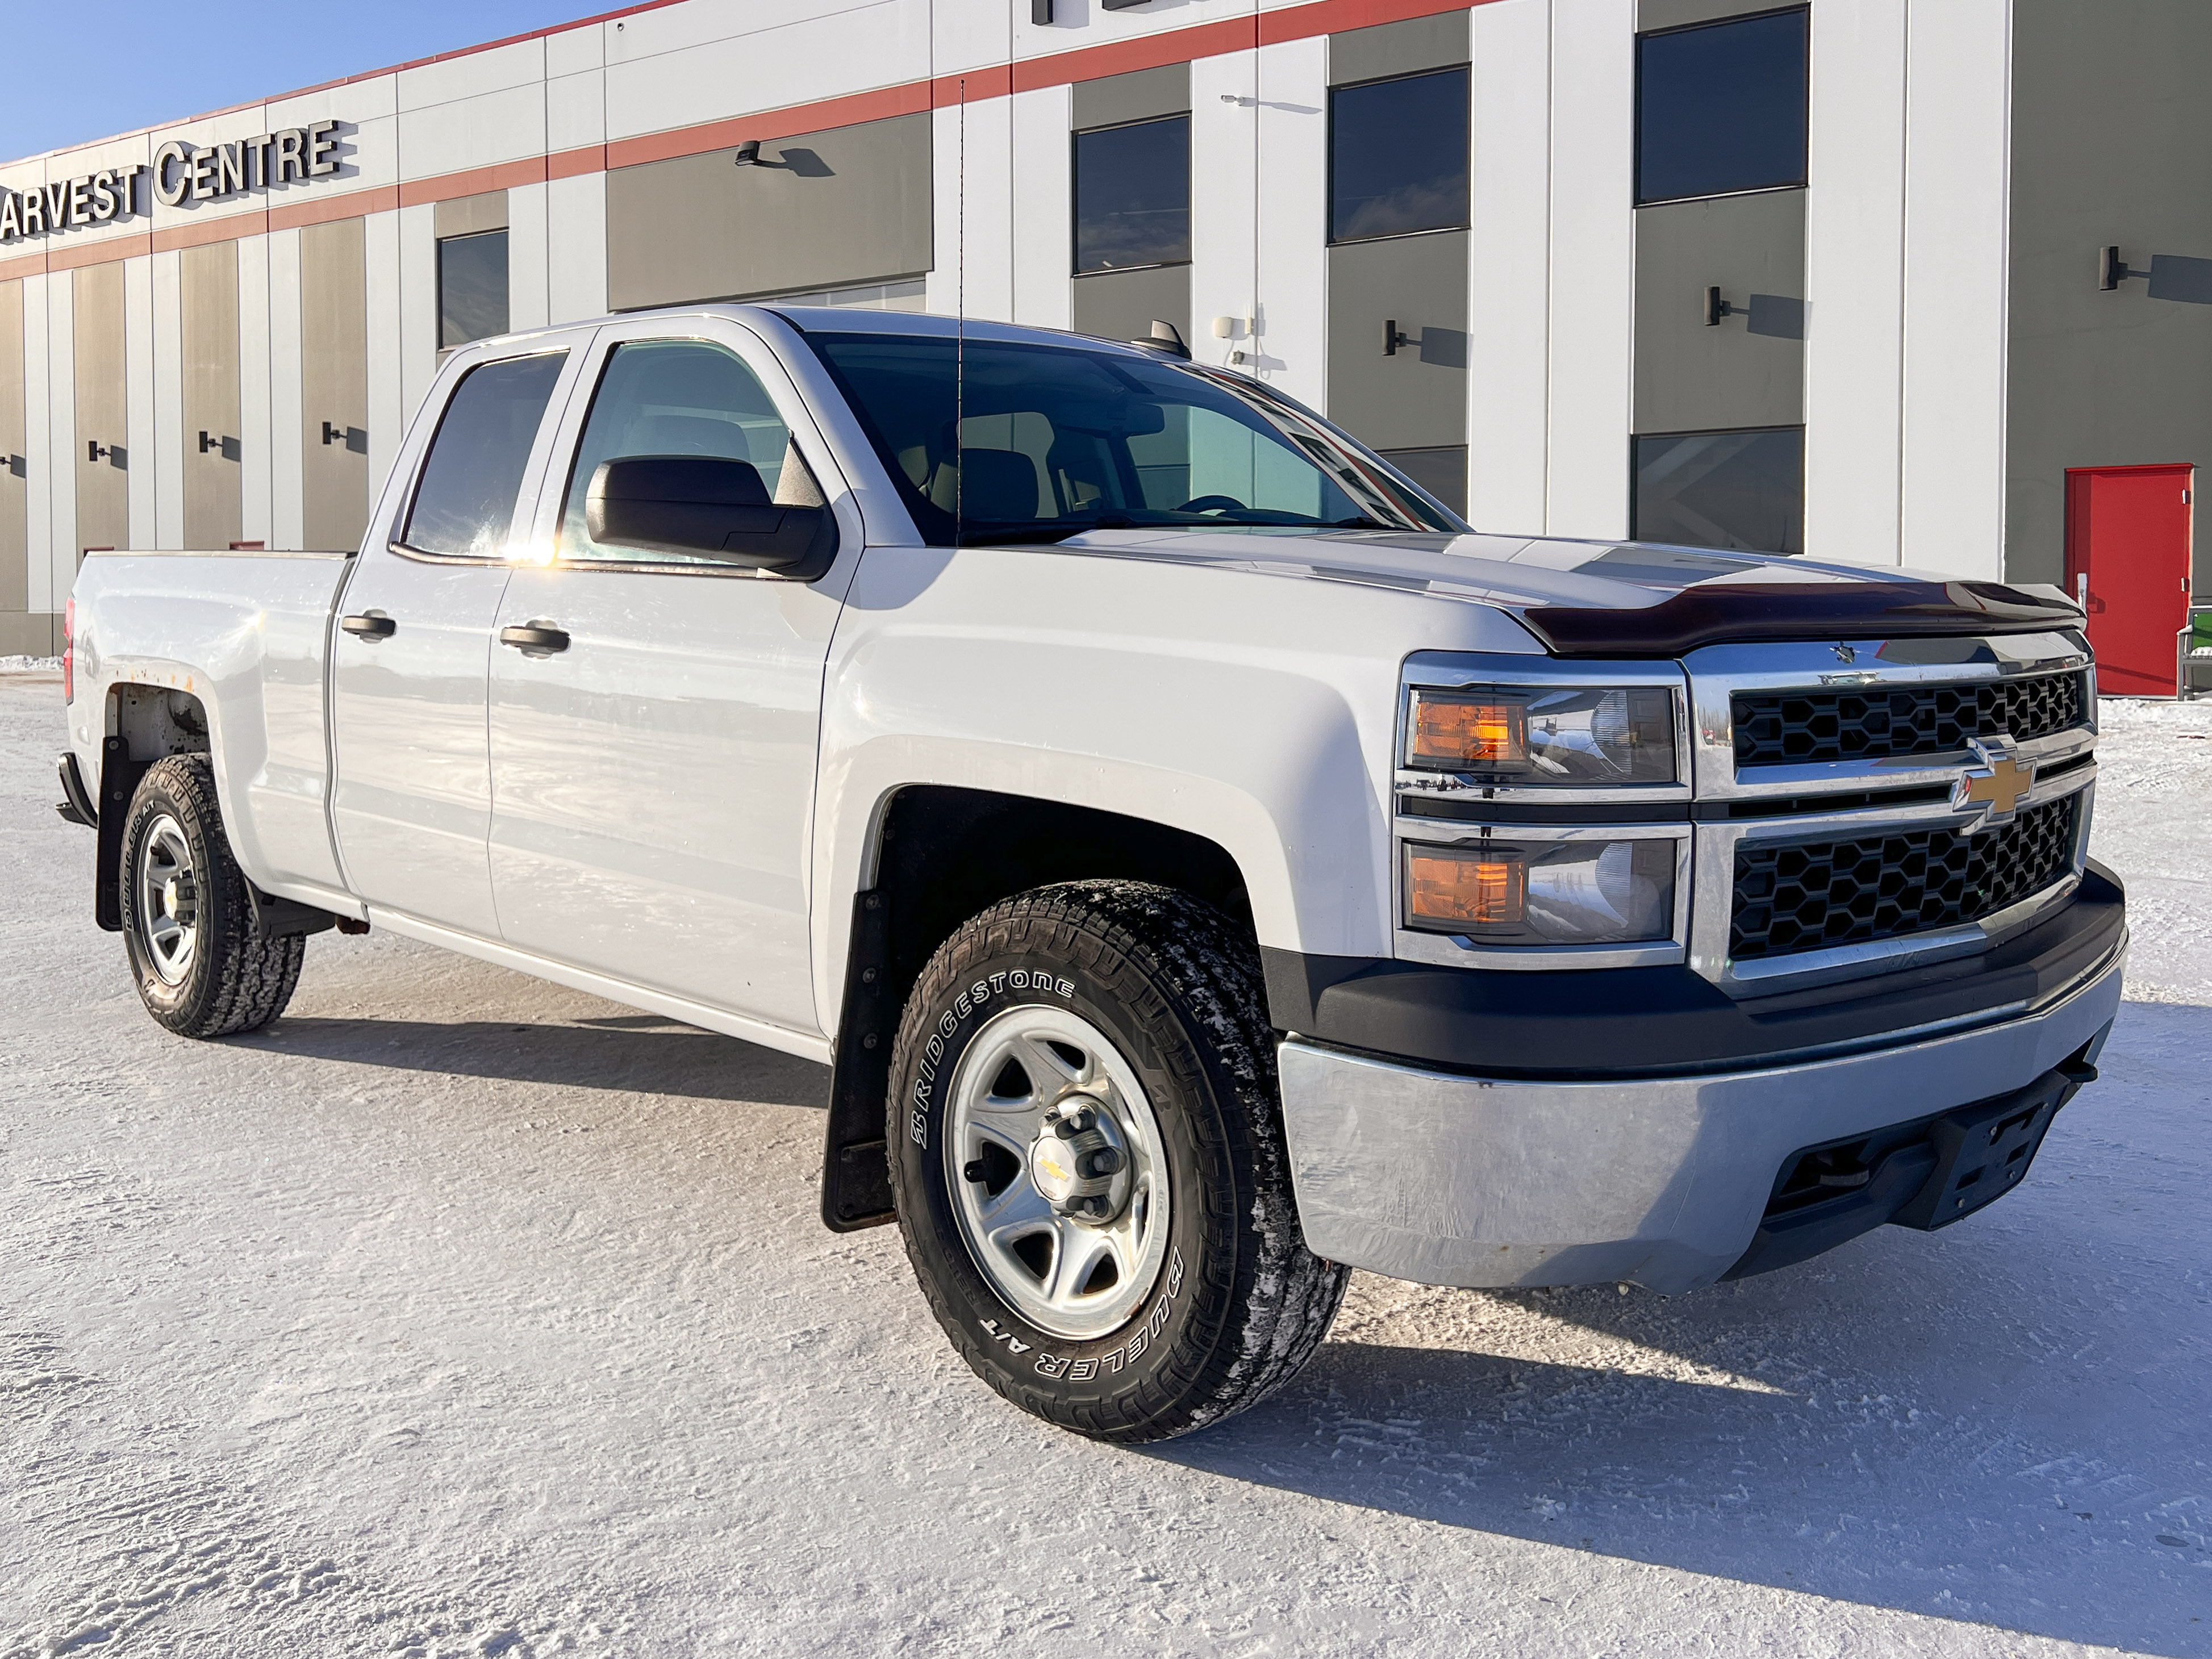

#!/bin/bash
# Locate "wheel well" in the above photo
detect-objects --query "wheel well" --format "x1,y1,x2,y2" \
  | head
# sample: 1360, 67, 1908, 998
819, 785, 1255, 1232
871, 786, 1253, 1013
108, 682, 211, 759
94, 684, 213, 931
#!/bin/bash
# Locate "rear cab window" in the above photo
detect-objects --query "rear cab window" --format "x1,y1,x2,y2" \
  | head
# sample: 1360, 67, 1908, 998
400, 352, 567, 558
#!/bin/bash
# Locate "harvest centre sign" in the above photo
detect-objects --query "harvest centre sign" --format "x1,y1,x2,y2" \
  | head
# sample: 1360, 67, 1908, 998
0, 120, 345, 245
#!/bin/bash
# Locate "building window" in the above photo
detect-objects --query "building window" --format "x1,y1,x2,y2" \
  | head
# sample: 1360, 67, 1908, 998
1631, 427, 1803, 554
1637, 9, 1809, 206
1329, 66, 1469, 244
1072, 116, 1190, 274
438, 229, 510, 348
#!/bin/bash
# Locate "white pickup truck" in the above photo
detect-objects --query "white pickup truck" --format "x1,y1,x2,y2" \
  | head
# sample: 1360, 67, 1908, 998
57, 304, 2125, 1441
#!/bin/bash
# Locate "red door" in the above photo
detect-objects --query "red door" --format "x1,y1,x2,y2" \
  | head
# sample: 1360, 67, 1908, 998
2065, 463, 2194, 696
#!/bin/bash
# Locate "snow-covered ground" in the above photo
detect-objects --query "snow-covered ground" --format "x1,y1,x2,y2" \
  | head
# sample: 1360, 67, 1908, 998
2, 670, 2206, 1659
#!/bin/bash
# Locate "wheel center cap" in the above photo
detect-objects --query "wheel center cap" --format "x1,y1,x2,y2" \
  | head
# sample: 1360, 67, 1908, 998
1030, 1097, 1128, 1222
162, 874, 197, 923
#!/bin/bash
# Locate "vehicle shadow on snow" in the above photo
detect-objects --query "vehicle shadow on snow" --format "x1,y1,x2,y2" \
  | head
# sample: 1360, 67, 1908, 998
1150, 1001, 2212, 1658
233, 1014, 832, 1110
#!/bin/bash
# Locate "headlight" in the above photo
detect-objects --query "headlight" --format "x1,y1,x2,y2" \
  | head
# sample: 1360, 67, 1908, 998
1405, 686, 1677, 785
1404, 839, 1676, 944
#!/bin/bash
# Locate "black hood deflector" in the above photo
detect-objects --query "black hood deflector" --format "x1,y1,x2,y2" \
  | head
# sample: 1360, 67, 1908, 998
1521, 580, 2084, 658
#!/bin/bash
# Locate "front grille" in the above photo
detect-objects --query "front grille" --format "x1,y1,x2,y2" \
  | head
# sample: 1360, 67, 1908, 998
1731, 794, 2079, 961
1732, 671, 2085, 767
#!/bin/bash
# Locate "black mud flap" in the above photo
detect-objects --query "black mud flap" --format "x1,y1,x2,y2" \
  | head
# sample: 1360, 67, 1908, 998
1724, 1043, 2100, 1281
820, 889, 898, 1232
93, 737, 151, 933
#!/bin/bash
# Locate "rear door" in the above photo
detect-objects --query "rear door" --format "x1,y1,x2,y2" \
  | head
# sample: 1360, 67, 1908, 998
328, 341, 585, 935
2065, 462, 2193, 696
486, 316, 859, 1034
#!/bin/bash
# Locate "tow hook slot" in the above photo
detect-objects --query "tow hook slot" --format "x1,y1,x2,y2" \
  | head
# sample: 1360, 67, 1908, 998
1725, 1044, 2098, 1281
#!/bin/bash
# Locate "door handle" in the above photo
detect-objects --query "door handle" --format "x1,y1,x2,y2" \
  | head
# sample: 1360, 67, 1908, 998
499, 624, 570, 653
341, 612, 397, 640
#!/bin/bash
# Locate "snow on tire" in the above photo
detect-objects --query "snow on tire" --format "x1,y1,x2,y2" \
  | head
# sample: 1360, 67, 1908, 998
118, 755, 305, 1039
888, 880, 1347, 1442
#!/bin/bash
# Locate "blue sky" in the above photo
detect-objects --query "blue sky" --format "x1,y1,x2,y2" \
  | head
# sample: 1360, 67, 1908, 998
1, 1, 609, 162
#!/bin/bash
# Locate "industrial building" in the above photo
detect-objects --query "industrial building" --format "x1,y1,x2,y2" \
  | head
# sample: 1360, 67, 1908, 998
0, 0, 2203, 692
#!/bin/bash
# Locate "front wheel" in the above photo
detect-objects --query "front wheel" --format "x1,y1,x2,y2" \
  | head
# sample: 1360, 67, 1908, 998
888, 881, 1347, 1441
119, 755, 305, 1038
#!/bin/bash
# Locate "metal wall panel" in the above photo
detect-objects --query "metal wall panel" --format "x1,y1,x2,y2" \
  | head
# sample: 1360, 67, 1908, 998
2006, 0, 2212, 590
181, 241, 243, 550
72, 262, 129, 558
1547, 0, 1637, 541
301, 216, 370, 553
1330, 12, 1470, 85
1633, 187, 1805, 434
1802, 0, 1908, 567
1637, 0, 1783, 30
0, 281, 24, 630
1327, 229, 1468, 452
1070, 263, 1190, 350
1071, 65, 1189, 131
435, 189, 510, 239
606, 112, 932, 310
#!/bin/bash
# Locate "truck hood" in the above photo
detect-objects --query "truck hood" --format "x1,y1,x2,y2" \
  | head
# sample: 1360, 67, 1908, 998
1039, 528, 2082, 657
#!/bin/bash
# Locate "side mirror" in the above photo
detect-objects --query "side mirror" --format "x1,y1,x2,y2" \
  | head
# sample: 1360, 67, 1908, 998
585, 455, 837, 576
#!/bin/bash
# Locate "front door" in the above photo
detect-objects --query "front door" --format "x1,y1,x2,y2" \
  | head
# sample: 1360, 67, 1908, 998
2065, 463, 2193, 696
486, 320, 855, 1035
329, 346, 577, 935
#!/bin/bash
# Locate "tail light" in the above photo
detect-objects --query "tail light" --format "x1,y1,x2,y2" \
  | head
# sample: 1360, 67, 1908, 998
62, 597, 73, 704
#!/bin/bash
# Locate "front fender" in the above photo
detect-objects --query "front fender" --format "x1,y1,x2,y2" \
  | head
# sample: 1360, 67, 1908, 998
808, 541, 1543, 1032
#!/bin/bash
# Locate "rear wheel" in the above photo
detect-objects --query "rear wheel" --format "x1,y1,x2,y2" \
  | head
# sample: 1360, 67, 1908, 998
119, 755, 304, 1038
888, 881, 1347, 1441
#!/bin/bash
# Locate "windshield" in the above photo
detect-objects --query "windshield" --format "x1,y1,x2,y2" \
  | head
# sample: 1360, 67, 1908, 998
800, 330, 1463, 546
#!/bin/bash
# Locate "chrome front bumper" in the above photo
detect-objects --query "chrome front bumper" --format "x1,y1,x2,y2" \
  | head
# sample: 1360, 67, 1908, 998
1276, 939, 2126, 1294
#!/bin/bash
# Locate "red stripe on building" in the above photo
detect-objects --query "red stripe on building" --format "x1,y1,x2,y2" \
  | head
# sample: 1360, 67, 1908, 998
397, 157, 548, 210
270, 186, 401, 231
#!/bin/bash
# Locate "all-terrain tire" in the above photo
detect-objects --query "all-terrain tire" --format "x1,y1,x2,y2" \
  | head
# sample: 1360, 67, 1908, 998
119, 755, 305, 1038
888, 880, 1348, 1441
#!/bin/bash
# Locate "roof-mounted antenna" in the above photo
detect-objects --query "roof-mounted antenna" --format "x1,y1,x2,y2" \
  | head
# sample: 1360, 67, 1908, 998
1130, 319, 1191, 360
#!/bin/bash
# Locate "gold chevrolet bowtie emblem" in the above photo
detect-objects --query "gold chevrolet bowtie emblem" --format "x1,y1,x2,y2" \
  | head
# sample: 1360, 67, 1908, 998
1953, 737, 2034, 833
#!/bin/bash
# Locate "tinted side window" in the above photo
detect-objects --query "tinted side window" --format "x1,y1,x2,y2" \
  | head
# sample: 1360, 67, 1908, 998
1631, 427, 1804, 554
1637, 9, 1809, 206
439, 230, 510, 348
400, 352, 564, 557
1330, 68, 1469, 243
560, 339, 800, 565
1073, 116, 1191, 274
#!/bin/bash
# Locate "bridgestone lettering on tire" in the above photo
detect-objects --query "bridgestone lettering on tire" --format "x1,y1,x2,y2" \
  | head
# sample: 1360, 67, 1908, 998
888, 881, 1349, 1441
119, 755, 306, 1038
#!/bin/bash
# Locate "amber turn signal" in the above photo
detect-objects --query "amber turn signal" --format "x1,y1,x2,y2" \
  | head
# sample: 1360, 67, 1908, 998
1407, 848, 1527, 928
1408, 693, 1525, 770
